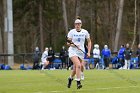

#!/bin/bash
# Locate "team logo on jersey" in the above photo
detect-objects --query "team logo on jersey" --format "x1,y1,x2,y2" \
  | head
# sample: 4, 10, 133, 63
73, 34, 84, 37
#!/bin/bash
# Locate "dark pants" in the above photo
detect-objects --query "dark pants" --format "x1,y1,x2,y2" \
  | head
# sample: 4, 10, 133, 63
48, 58, 54, 68
33, 61, 40, 69
60, 57, 67, 69
104, 57, 110, 68
67, 58, 73, 70
118, 58, 124, 68
138, 57, 140, 67
94, 58, 100, 68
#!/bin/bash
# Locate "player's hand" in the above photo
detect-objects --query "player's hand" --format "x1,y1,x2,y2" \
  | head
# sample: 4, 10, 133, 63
87, 52, 90, 58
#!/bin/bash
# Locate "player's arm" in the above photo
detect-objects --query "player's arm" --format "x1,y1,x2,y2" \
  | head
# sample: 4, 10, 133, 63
87, 38, 91, 57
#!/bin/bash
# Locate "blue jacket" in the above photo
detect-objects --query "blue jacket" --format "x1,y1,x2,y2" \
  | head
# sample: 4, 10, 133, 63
118, 47, 125, 59
101, 49, 111, 58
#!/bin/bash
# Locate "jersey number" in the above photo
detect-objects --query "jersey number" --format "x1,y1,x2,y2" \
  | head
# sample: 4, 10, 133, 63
77, 38, 81, 42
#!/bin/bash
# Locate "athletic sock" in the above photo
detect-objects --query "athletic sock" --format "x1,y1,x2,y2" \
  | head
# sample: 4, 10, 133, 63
42, 65, 45, 70
77, 81, 81, 85
69, 75, 73, 79
76, 78, 80, 81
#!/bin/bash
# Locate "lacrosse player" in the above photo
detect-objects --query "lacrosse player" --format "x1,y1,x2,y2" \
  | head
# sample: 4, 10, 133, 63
67, 17, 91, 89
41, 47, 49, 70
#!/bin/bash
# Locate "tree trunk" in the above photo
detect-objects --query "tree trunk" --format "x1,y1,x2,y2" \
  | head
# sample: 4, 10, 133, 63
108, 0, 111, 48
62, 0, 68, 34
0, 27, 2, 53
131, 0, 137, 49
94, 0, 97, 43
139, 29, 140, 44
75, 0, 80, 17
139, 28, 140, 44
0, 0, 3, 54
114, 0, 124, 52
39, 1, 44, 52
90, 2, 94, 45
111, 0, 119, 50
138, 0, 140, 44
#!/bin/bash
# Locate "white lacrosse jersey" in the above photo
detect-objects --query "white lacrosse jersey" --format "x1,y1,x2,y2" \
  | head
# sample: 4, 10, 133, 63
93, 48, 100, 58
41, 50, 48, 63
67, 29, 90, 58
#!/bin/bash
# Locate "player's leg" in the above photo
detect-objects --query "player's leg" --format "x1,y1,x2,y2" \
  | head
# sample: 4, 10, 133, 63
95, 58, 99, 69
80, 60, 85, 80
71, 56, 82, 89
94, 58, 97, 69
67, 65, 76, 88
42, 60, 49, 70
123, 59, 127, 69
104, 58, 107, 69
128, 60, 130, 69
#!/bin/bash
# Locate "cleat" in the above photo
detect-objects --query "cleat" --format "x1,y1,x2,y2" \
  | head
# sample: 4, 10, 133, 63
77, 84, 82, 89
67, 78, 73, 88
77, 81, 82, 89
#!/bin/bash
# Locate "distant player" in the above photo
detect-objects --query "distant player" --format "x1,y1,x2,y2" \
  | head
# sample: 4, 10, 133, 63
93, 44, 100, 69
41, 47, 49, 70
67, 17, 91, 89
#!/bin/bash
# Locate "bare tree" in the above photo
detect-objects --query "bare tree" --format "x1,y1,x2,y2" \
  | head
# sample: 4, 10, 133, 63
0, 28, 2, 53
139, 1, 140, 43
139, 10, 140, 43
94, 0, 97, 44
131, 0, 137, 49
0, 0, 3, 53
90, 1, 94, 44
114, 0, 124, 52
39, 1, 44, 52
3, 0, 14, 66
75, 0, 80, 17
62, 0, 68, 34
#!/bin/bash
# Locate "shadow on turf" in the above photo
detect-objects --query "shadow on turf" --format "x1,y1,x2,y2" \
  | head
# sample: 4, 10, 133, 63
108, 70, 138, 86
39, 70, 80, 93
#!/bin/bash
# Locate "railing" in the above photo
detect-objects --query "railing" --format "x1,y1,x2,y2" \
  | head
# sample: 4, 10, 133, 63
0, 53, 69, 69
0, 53, 34, 64
0, 52, 119, 70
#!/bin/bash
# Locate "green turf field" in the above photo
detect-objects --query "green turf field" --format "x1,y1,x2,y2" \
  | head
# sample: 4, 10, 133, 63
0, 70, 140, 93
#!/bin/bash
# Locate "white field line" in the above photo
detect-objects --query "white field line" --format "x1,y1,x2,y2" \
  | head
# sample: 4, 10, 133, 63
95, 86, 139, 90
49, 86, 140, 93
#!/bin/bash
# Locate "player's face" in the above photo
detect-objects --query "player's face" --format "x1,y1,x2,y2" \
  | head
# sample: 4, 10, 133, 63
74, 23, 82, 31
126, 44, 129, 48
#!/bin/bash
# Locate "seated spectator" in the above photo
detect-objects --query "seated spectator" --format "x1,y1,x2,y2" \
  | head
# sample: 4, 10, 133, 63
41, 47, 49, 70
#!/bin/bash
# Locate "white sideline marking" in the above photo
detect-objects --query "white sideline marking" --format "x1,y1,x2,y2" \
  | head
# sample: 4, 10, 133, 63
49, 86, 140, 93
49, 91, 63, 93
96, 86, 139, 90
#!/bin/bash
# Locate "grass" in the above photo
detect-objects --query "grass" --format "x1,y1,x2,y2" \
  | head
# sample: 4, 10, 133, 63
0, 70, 140, 93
